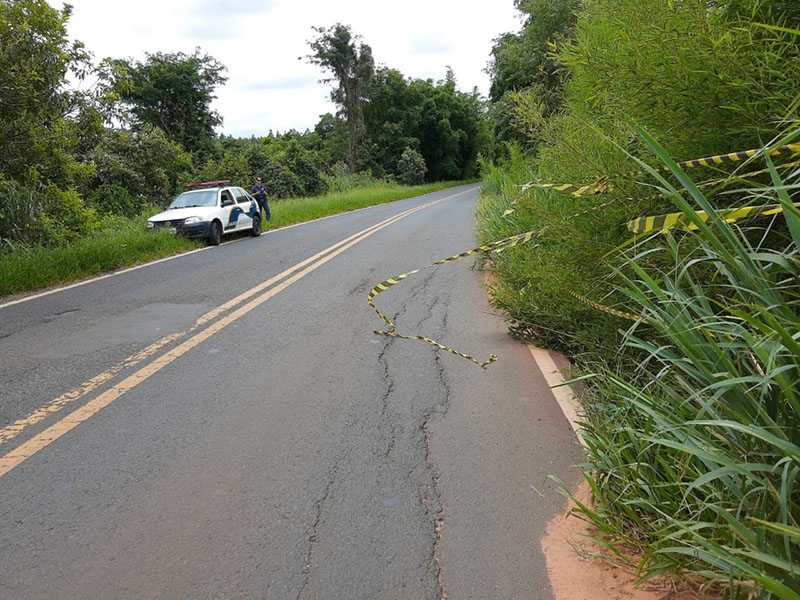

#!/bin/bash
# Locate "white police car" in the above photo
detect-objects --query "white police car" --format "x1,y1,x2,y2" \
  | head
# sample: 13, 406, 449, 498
146, 180, 262, 245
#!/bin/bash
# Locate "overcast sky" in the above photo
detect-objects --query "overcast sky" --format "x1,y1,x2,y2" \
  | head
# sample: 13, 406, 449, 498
55, 0, 523, 138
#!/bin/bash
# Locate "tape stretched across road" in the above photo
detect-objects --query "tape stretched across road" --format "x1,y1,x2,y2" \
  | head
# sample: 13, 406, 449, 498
368, 231, 537, 368
369, 143, 799, 366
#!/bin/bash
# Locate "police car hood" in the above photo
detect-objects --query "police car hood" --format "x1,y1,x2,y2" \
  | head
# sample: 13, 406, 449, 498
148, 206, 217, 222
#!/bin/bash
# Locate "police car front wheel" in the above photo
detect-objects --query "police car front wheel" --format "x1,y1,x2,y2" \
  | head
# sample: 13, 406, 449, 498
208, 221, 222, 246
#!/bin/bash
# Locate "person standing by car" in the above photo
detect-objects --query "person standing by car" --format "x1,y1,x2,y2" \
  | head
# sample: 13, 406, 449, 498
250, 177, 270, 221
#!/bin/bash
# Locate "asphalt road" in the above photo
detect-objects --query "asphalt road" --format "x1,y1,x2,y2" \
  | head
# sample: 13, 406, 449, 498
0, 184, 582, 599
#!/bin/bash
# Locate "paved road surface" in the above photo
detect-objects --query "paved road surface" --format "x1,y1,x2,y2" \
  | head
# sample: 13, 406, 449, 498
0, 185, 581, 599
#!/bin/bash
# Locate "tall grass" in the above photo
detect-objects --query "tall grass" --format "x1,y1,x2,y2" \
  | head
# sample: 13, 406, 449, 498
0, 215, 198, 297
262, 180, 468, 232
573, 131, 800, 598
0, 181, 468, 299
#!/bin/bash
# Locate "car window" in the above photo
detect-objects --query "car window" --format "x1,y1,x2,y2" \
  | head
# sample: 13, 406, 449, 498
221, 190, 234, 205
234, 188, 250, 204
168, 190, 217, 208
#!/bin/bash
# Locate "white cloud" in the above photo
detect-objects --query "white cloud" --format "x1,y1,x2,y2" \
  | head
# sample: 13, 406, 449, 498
238, 76, 316, 92
407, 33, 451, 56
57, 0, 523, 136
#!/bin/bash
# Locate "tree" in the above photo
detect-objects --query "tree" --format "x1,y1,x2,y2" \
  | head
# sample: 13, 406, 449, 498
412, 78, 485, 181
396, 147, 427, 185
306, 23, 374, 172
101, 49, 227, 154
362, 68, 486, 181
0, 0, 90, 179
362, 68, 422, 174
87, 124, 192, 215
486, 0, 579, 142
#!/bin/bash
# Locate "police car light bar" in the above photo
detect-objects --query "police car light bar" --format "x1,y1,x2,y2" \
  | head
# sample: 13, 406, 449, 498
185, 180, 231, 189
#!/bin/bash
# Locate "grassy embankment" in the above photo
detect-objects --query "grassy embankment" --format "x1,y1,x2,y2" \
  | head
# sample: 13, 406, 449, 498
479, 130, 800, 597
0, 180, 469, 299
475, 1, 800, 595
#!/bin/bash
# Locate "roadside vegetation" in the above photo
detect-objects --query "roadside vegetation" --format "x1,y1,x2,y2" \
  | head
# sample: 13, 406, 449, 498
480, 0, 799, 597
0, 179, 465, 298
4, 0, 799, 595
1, 2, 484, 297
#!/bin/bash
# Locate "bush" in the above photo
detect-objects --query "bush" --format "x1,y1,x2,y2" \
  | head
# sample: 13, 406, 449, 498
395, 147, 427, 185
322, 162, 384, 193
0, 179, 96, 246
88, 183, 137, 216
480, 0, 800, 358
0, 178, 40, 245
573, 133, 800, 598
38, 184, 98, 244
88, 125, 192, 214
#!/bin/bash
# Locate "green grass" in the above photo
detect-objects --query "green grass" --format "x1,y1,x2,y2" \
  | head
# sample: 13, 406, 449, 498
0, 215, 199, 297
260, 180, 472, 232
477, 129, 799, 597
570, 131, 800, 598
0, 181, 470, 299
532, 132, 800, 599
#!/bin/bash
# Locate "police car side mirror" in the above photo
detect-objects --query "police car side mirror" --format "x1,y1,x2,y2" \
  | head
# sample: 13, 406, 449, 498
221, 198, 234, 207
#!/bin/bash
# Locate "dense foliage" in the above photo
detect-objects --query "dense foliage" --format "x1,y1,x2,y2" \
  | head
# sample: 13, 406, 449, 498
486, 0, 580, 144
363, 68, 489, 180
479, 0, 800, 595
481, 0, 800, 355
0, 8, 483, 251
100, 50, 228, 155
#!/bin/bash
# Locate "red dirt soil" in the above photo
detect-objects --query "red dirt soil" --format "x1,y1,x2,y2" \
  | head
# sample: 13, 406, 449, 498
542, 480, 717, 600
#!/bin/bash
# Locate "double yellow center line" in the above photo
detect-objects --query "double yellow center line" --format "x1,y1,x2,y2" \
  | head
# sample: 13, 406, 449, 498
0, 189, 473, 478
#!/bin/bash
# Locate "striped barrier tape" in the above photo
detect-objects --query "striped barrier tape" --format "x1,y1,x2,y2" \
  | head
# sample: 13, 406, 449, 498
371, 143, 798, 366
520, 178, 612, 198
567, 290, 733, 342
368, 230, 537, 368
613, 143, 800, 180
523, 144, 800, 197
367, 196, 627, 367
567, 290, 646, 324
627, 202, 800, 234
506, 160, 800, 218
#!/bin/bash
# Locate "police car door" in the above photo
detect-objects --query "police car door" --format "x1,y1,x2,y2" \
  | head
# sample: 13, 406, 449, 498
233, 187, 255, 231
221, 189, 242, 231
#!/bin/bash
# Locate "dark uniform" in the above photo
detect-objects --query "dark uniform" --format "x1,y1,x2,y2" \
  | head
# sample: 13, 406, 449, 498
250, 181, 270, 220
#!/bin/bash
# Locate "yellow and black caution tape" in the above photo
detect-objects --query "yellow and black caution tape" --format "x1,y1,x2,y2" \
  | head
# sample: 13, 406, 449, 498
568, 290, 647, 324
613, 143, 800, 180
505, 160, 800, 217
627, 202, 800, 234
520, 177, 612, 198
523, 144, 800, 197
368, 230, 537, 367
370, 142, 799, 367
367, 195, 625, 366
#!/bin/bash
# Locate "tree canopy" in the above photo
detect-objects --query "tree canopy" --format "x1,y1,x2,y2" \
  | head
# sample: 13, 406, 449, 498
306, 23, 374, 171
0, 0, 89, 178
101, 50, 227, 155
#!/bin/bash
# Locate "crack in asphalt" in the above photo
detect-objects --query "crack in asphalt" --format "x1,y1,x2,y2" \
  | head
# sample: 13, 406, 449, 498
428, 328, 453, 600
295, 458, 342, 600
296, 264, 452, 598
377, 266, 451, 599
375, 266, 441, 461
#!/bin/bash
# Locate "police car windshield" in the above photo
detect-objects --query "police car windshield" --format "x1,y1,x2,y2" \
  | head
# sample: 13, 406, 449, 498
169, 190, 217, 208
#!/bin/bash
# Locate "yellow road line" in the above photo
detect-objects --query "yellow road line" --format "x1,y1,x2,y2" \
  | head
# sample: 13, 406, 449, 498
0, 189, 472, 477
0, 199, 443, 447
0, 329, 186, 445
